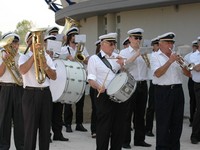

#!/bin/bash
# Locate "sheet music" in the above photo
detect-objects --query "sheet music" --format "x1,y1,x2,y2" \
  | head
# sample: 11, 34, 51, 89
47, 39, 62, 52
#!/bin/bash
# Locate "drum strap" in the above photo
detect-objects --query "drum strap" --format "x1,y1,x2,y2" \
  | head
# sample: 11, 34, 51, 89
97, 53, 115, 74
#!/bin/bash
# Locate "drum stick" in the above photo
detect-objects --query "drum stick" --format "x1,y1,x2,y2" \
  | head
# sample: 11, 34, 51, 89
97, 70, 110, 98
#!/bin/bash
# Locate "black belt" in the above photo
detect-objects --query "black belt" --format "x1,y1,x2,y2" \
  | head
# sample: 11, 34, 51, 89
194, 81, 200, 84
137, 80, 147, 84
155, 84, 181, 89
0, 83, 20, 87
25, 86, 49, 91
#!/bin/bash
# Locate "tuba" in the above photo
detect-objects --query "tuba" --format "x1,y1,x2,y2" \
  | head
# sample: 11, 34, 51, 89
61, 17, 81, 36
0, 36, 23, 86
31, 28, 47, 84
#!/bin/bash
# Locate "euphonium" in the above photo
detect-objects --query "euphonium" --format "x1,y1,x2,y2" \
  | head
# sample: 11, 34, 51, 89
31, 28, 47, 84
75, 42, 86, 62
61, 17, 81, 35
0, 36, 23, 86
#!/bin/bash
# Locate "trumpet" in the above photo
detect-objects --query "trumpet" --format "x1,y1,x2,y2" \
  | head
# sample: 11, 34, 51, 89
176, 55, 194, 71
0, 36, 23, 86
169, 48, 194, 71
31, 28, 47, 84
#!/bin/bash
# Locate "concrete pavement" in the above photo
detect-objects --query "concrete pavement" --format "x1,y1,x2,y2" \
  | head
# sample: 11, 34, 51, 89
9, 119, 199, 150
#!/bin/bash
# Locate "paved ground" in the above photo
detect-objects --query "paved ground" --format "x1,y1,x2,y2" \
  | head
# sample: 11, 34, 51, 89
9, 94, 200, 150
10, 118, 200, 150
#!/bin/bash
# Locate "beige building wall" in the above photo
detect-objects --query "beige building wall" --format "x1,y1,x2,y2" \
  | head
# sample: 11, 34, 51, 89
77, 3, 200, 117
119, 3, 200, 48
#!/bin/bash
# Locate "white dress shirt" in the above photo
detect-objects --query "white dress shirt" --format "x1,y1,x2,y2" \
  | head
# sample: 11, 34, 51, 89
18, 50, 56, 88
120, 45, 149, 81
87, 50, 121, 89
151, 49, 183, 85
148, 52, 155, 80
190, 50, 200, 83
60, 45, 89, 58
184, 51, 193, 64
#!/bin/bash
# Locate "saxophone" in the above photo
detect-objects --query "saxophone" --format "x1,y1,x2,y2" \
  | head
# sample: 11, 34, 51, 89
138, 44, 151, 68
75, 42, 86, 62
0, 36, 23, 86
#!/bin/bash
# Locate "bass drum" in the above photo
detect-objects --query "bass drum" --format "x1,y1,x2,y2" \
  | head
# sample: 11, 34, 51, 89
50, 59, 86, 104
107, 72, 137, 103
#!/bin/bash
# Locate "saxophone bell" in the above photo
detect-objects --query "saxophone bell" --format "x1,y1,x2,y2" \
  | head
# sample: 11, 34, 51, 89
75, 42, 86, 62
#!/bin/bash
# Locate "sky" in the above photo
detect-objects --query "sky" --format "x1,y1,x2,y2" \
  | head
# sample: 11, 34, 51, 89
0, 0, 63, 34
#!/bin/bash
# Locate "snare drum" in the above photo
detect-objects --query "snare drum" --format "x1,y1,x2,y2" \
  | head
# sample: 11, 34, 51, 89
50, 59, 86, 104
107, 72, 137, 103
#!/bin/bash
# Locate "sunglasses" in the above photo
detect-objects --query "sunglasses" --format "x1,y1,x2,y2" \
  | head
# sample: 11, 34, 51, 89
134, 36, 142, 40
12, 39, 19, 43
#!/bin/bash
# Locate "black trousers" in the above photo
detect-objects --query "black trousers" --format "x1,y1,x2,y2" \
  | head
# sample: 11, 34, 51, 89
188, 78, 196, 124
64, 91, 85, 125
155, 84, 184, 150
22, 87, 52, 150
89, 87, 97, 134
95, 91, 127, 150
0, 84, 24, 150
145, 80, 155, 132
123, 81, 148, 145
191, 82, 200, 139
51, 102, 64, 138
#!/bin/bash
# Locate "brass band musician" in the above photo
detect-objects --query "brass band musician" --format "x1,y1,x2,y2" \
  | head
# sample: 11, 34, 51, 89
60, 27, 89, 132
0, 32, 24, 150
120, 28, 151, 148
87, 32, 125, 150
45, 26, 69, 142
18, 31, 56, 150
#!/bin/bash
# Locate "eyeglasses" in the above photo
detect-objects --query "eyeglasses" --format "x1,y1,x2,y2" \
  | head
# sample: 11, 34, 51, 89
104, 41, 116, 46
134, 36, 142, 40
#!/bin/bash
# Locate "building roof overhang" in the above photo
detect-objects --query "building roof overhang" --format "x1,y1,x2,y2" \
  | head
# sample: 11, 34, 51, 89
55, 0, 200, 26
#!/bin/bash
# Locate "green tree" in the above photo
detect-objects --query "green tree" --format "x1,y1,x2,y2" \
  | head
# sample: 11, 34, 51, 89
15, 20, 33, 45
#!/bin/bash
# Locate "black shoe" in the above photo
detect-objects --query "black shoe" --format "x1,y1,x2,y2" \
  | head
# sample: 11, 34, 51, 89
66, 124, 73, 132
134, 141, 152, 147
75, 124, 87, 132
146, 131, 155, 137
91, 133, 96, 138
122, 144, 131, 149
53, 136, 69, 141
49, 138, 52, 143
191, 138, 199, 144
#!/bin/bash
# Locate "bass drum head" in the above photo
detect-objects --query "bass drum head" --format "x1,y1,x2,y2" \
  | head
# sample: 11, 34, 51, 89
61, 60, 86, 104
50, 59, 67, 102
107, 72, 127, 95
